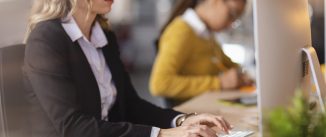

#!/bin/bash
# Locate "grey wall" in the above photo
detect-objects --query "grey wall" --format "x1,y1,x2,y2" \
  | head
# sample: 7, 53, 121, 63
0, 0, 31, 47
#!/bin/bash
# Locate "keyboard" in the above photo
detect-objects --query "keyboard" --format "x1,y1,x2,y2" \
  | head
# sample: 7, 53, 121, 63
218, 130, 254, 137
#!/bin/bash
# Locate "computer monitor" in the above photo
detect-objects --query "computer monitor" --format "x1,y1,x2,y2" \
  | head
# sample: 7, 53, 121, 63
253, 0, 325, 136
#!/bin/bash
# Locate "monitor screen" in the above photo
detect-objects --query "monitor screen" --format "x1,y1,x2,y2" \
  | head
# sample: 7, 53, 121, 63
254, 0, 313, 136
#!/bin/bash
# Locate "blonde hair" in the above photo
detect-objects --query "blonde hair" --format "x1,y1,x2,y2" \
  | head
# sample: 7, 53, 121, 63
25, 0, 109, 42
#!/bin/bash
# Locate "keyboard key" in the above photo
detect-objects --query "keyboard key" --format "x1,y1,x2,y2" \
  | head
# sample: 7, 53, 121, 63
218, 130, 254, 137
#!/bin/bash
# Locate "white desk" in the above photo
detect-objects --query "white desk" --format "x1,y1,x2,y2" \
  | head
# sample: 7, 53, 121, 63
174, 91, 259, 137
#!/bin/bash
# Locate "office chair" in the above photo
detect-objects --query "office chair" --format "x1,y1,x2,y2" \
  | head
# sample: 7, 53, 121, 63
0, 44, 31, 137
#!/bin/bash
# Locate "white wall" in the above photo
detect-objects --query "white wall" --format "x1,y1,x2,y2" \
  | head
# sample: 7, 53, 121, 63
0, 0, 32, 47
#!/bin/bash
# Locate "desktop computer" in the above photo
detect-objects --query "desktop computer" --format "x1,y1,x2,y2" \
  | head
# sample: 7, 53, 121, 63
254, 0, 326, 136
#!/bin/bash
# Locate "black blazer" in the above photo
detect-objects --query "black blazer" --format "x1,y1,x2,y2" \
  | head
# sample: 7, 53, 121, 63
23, 19, 181, 137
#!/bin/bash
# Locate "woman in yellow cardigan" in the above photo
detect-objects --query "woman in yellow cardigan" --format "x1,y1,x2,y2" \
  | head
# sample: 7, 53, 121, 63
150, 0, 251, 102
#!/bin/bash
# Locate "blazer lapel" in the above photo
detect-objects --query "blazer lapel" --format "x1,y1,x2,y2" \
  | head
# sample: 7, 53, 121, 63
101, 45, 123, 91
70, 42, 102, 120
101, 31, 125, 93
102, 31, 127, 120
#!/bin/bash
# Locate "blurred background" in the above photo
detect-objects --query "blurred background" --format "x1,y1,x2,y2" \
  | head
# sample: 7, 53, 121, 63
0, 0, 324, 108
0, 0, 325, 137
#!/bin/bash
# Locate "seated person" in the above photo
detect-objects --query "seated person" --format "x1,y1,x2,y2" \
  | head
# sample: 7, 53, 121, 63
150, 0, 251, 103
23, 0, 231, 136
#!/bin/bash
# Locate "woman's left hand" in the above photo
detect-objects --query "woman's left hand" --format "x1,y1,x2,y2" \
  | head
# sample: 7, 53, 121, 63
181, 113, 232, 134
239, 73, 254, 87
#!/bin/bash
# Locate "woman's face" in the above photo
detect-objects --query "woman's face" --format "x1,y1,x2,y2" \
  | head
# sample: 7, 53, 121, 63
77, 0, 114, 15
91, 0, 114, 14
200, 0, 246, 32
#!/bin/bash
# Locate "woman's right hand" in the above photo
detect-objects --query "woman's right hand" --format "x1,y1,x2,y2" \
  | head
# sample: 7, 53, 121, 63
218, 68, 240, 90
158, 125, 217, 137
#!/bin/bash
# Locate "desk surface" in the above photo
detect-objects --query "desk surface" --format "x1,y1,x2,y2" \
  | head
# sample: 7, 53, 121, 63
174, 91, 259, 137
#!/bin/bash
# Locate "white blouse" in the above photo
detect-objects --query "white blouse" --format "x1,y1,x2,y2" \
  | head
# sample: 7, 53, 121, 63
62, 17, 117, 121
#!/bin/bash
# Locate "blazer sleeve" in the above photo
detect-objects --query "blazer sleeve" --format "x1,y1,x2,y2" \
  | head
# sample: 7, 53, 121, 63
149, 23, 220, 100
24, 25, 152, 137
123, 68, 182, 128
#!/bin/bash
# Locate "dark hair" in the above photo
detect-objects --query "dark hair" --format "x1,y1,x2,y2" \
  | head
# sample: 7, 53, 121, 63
154, 0, 202, 53
159, 0, 202, 38
154, 0, 247, 53
159, 0, 248, 36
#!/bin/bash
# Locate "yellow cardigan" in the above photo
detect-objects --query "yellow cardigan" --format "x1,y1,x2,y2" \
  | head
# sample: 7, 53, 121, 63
150, 17, 238, 100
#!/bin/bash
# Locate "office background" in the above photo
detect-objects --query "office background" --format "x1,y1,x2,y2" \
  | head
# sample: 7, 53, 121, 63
0, 0, 324, 107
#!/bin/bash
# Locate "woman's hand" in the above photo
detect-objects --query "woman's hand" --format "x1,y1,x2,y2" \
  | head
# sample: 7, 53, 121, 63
219, 68, 254, 90
158, 125, 218, 137
219, 68, 239, 90
239, 72, 254, 87
181, 113, 232, 134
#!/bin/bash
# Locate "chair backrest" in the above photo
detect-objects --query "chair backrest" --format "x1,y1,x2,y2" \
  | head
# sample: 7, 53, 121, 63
0, 44, 30, 137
